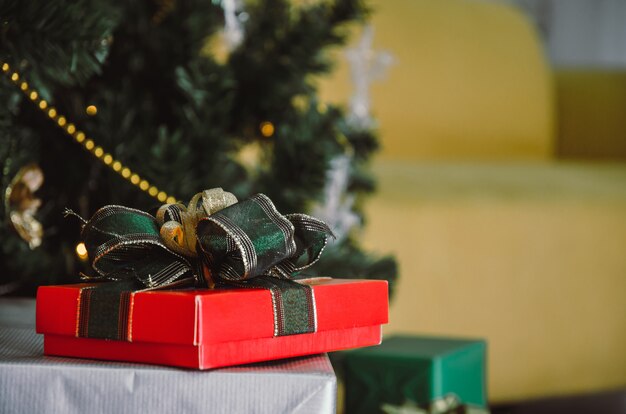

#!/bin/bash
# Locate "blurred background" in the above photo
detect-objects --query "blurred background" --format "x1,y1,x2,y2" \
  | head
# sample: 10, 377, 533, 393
319, 0, 626, 405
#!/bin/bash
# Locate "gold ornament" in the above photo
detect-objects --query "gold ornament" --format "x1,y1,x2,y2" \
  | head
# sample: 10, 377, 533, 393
0, 60, 177, 204
5, 164, 44, 249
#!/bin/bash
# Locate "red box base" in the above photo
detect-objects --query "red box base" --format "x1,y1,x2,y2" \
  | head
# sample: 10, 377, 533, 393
43, 325, 382, 369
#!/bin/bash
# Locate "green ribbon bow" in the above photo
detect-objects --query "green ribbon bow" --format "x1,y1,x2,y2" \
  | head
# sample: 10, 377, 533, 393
69, 189, 333, 340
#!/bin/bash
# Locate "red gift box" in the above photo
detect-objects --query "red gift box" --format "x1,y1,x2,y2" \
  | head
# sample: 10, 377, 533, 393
36, 278, 388, 369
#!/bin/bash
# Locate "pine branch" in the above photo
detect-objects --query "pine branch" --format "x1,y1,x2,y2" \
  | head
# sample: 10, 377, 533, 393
0, 0, 119, 87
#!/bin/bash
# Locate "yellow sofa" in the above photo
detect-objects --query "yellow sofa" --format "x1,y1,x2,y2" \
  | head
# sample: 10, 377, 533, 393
320, 0, 626, 403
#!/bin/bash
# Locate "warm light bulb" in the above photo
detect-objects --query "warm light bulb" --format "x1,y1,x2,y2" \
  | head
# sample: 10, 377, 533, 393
86, 105, 98, 116
260, 121, 275, 137
76, 242, 88, 261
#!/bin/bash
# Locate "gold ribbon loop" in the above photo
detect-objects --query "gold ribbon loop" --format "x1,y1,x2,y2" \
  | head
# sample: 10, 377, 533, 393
157, 188, 237, 258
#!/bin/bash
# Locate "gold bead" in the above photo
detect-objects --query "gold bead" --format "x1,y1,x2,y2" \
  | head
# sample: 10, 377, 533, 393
148, 186, 159, 196
112, 161, 122, 171
139, 180, 149, 190
66, 124, 76, 134
1, 63, 9, 72
29, 91, 38, 100
10, 73, 19, 82
57, 116, 66, 127
130, 174, 140, 184
157, 192, 167, 202
94, 147, 104, 158
39, 100, 48, 110
20, 82, 28, 91
103, 154, 113, 165
121, 168, 131, 178
165, 196, 177, 204
86, 105, 98, 116
260, 121, 275, 137
47, 108, 57, 118
75, 242, 89, 261
75, 132, 86, 143
84, 139, 95, 150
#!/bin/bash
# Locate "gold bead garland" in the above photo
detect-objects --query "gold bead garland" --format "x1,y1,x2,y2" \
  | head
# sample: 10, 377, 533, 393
1, 61, 178, 204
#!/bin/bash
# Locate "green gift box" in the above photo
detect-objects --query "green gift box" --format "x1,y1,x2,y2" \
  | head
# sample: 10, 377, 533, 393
343, 335, 487, 413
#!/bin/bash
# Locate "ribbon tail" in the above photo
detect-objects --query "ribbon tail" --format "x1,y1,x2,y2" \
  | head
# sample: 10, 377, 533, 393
76, 280, 139, 340
75, 273, 197, 341
233, 277, 317, 336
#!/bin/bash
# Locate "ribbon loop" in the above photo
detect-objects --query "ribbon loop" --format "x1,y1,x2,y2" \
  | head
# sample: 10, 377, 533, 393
196, 194, 296, 281
81, 205, 195, 288
157, 188, 238, 258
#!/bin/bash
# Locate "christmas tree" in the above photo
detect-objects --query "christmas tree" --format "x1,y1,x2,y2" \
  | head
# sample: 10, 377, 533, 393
0, 0, 397, 295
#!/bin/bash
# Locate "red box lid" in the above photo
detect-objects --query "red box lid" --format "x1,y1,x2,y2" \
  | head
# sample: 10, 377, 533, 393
36, 279, 388, 346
